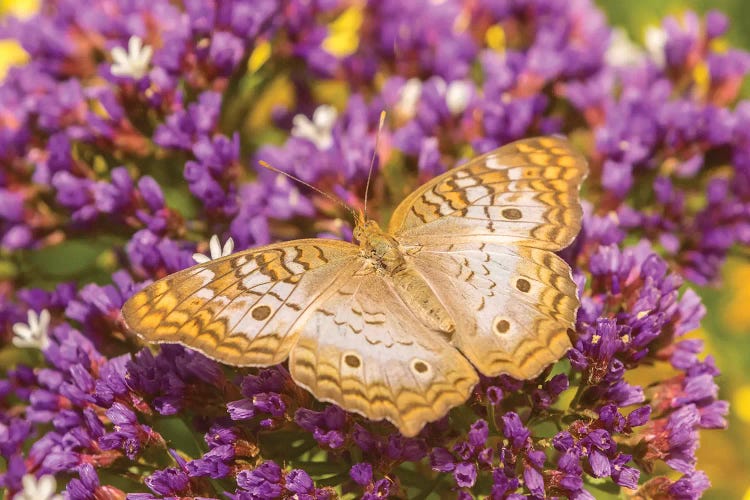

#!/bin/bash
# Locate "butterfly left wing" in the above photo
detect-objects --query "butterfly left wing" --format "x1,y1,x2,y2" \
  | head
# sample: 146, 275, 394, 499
122, 239, 360, 366
289, 268, 479, 437
388, 136, 587, 250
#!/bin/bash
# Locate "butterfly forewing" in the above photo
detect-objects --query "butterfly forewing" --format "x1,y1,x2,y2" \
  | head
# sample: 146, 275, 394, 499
388, 136, 587, 250
122, 239, 359, 366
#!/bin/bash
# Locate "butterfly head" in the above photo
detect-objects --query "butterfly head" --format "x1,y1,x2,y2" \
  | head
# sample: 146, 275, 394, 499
352, 210, 377, 244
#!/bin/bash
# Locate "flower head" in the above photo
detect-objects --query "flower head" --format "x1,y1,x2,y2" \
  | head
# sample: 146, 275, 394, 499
12, 310, 51, 350
13, 474, 62, 500
291, 105, 338, 150
192, 235, 235, 264
110, 36, 153, 79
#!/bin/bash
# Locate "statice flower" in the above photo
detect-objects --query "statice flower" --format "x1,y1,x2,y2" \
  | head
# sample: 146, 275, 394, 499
0, 1, 741, 499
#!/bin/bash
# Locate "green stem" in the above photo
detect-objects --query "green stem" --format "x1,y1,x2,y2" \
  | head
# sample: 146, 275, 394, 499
567, 380, 588, 412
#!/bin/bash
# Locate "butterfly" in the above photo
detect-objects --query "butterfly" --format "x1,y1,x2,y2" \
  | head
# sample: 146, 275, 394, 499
122, 136, 587, 437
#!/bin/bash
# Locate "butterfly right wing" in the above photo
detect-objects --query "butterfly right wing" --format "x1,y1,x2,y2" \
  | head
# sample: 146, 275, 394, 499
409, 242, 578, 380
122, 239, 360, 366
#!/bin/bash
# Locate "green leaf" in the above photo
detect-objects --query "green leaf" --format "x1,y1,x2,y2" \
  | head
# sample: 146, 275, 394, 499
20, 237, 121, 287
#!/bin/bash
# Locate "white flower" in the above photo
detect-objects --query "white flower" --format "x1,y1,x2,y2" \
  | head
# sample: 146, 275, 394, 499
192, 235, 235, 264
12, 309, 51, 350
291, 105, 338, 150
110, 35, 153, 79
13, 474, 62, 500
606, 27, 644, 67
445, 80, 472, 115
396, 78, 423, 118
396, 77, 472, 119
644, 26, 667, 68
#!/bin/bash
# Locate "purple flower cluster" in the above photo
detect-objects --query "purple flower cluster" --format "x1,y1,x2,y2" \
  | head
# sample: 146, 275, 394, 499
0, 0, 742, 498
566, 10, 750, 284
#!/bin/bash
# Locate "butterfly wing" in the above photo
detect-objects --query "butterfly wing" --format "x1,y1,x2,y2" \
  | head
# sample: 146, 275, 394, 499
388, 136, 587, 250
122, 239, 360, 366
388, 136, 586, 379
410, 243, 578, 379
289, 267, 479, 437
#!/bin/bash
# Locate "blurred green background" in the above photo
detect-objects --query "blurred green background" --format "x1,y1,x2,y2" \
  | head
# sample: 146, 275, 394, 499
0, 0, 748, 498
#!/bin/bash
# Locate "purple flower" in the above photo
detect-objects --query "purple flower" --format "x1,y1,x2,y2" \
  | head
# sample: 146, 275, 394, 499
467, 419, 488, 449
294, 406, 347, 449
350, 463, 373, 486
285, 469, 314, 494
454, 461, 477, 488
430, 447, 456, 473
501, 412, 531, 449
154, 91, 222, 150
145, 467, 190, 496
100, 403, 150, 460
669, 470, 711, 499
523, 465, 545, 497
237, 461, 283, 498
66, 464, 110, 500
186, 444, 234, 479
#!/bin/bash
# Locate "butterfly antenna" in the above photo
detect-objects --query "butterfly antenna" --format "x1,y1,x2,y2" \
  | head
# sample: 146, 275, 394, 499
257, 160, 357, 221
363, 110, 386, 220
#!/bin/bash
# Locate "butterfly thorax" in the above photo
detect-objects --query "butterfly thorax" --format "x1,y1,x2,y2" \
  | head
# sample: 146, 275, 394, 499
354, 219, 456, 337
354, 219, 405, 273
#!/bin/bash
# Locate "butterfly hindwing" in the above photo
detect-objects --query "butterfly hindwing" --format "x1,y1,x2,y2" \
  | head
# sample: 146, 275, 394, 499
410, 242, 578, 379
388, 136, 587, 250
289, 269, 479, 437
122, 239, 359, 366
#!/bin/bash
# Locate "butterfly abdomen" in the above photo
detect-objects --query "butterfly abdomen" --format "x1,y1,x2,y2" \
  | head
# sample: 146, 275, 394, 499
358, 220, 456, 337
392, 265, 456, 338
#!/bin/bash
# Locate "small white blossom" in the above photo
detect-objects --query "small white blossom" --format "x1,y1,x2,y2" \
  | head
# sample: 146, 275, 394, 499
192, 235, 235, 264
396, 78, 423, 118
397, 77, 472, 119
12, 309, 51, 350
445, 80, 472, 115
644, 26, 667, 68
13, 474, 62, 500
291, 105, 338, 150
110, 35, 153, 79
606, 28, 645, 67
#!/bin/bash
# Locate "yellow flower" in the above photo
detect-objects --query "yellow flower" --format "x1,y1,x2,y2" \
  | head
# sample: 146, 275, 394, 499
485, 25, 505, 52
733, 385, 750, 424
0, 40, 29, 80
0, 0, 39, 18
323, 5, 363, 57
248, 41, 271, 73
0, 0, 38, 80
